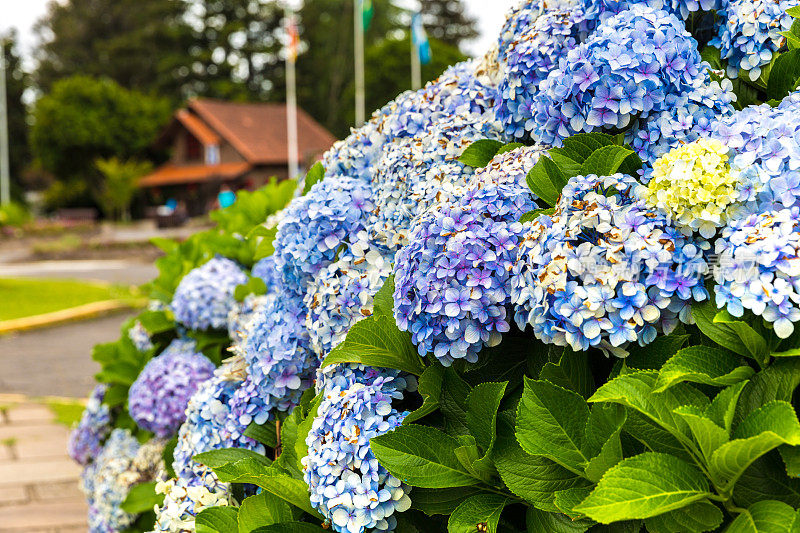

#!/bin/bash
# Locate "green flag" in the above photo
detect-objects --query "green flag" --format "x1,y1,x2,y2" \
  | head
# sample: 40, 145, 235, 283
362, 0, 373, 30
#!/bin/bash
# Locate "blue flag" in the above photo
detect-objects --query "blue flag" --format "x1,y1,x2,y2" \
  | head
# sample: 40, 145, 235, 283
411, 12, 431, 65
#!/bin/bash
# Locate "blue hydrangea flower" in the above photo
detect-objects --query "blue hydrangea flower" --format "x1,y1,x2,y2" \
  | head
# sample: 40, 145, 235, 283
394, 146, 546, 365
711, 0, 796, 81
303, 365, 414, 533
227, 294, 270, 347
128, 320, 154, 353
68, 385, 112, 465
305, 232, 394, 358
273, 177, 375, 296
530, 5, 712, 146
171, 257, 248, 331
251, 256, 280, 292
128, 339, 215, 438
714, 208, 800, 338
511, 173, 710, 355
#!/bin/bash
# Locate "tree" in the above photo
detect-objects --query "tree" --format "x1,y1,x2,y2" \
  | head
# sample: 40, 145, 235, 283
94, 157, 152, 221
30, 75, 170, 206
345, 35, 467, 126
296, 0, 404, 137
1, 32, 31, 198
34, 0, 193, 98
419, 0, 478, 50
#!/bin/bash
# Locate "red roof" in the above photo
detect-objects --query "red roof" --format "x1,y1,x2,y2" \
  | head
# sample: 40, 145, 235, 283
175, 109, 220, 146
139, 162, 251, 187
188, 99, 337, 165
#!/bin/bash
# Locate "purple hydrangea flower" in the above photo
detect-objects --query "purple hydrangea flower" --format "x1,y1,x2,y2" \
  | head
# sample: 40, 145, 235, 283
171, 257, 248, 331
68, 385, 112, 465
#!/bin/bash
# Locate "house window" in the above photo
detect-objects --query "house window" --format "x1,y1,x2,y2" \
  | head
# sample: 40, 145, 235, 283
206, 144, 220, 165
186, 134, 202, 161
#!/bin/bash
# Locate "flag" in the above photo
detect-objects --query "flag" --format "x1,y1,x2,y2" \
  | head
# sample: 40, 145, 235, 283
286, 13, 299, 63
411, 12, 431, 65
362, 0, 373, 30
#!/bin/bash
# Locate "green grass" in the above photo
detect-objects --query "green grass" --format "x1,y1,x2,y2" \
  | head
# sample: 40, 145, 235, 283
0, 277, 140, 321
46, 399, 87, 427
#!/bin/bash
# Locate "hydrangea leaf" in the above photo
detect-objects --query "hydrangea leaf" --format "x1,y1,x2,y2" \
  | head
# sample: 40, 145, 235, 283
767, 49, 800, 100
579, 145, 640, 178
466, 381, 507, 453
120, 481, 164, 514
562, 133, 616, 161
525, 507, 592, 533
252, 227, 277, 261
371, 274, 395, 319
735, 358, 800, 423
496, 142, 525, 155
583, 425, 624, 483
713, 310, 770, 364
403, 364, 444, 424
252, 473, 322, 518
655, 345, 754, 392
136, 310, 174, 335
370, 424, 482, 488
623, 334, 690, 372
526, 156, 565, 206
440, 366, 472, 436
301, 162, 325, 196
539, 348, 594, 399
706, 382, 748, 433
237, 492, 293, 533
710, 401, 800, 491
195, 506, 239, 533
458, 139, 504, 168
292, 392, 322, 472
516, 377, 590, 474
673, 405, 729, 462
410, 487, 486, 516
322, 315, 425, 375
250, 523, 326, 533
447, 494, 509, 533
573, 453, 712, 523
780, 446, 800, 478
693, 299, 755, 358
244, 421, 278, 449
554, 486, 593, 519
193, 448, 273, 470
734, 454, 800, 508
725, 500, 800, 533
454, 435, 494, 483
642, 501, 724, 533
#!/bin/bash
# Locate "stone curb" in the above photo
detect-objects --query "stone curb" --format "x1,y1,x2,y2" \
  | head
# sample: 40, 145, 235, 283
0, 299, 146, 336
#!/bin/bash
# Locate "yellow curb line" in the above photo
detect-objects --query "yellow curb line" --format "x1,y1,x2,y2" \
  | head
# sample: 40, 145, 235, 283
0, 298, 147, 335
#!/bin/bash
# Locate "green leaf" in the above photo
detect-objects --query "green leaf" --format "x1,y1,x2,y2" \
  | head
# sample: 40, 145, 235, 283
713, 310, 770, 363
710, 401, 800, 491
252, 227, 277, 261
244, 421, 278, 449
706, 382, 748, 433
120, 481, 164, 514
250, 523, 326, 533
788, 5, 800, 17
497, 142, 525, 155
322, 315, 425, 375
554, 486, 593, 519
579, 145, 640, 177
693, 299, 753, 357
736, 358, 800, 422
643, 501, 723, 533
583, 423, 624, 483
767, 49, 800, 100
234, 277, 267, 302
466, 381, 507, 453
294, 393, 323, 473
193, 448, 273, 470
250, 474, 322, 518
526, 156, 566, 206
539, 348, 594, 399
725, 500, 800, 533
404, 364, 444, 424
371, 275, 395, 319
440, 367, 472, 436
458, 139, 504, 168
195, 506, 239, 533
516, 378, 590, 473
237, 492, 292, 532
673, 405, 729, 462
493, 413, 590, 509
447, 494, 508, 533
370, 424, 481, 488
520, 207, 555, 223
734, 454, 800, 508
655, 346, 754, 392
525, 507, 591, 533
573, 453, 712, 523
454, 435, 493, 482
780, 445, 800, 478
136, 310, 174, 335
624, 334, 690, 371
410, 487, 486, 516
301, 162, 325, 195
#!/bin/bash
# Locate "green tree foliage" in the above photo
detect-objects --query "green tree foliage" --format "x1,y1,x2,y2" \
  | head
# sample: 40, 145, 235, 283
33, 0, 192, 97
420, 0, 479, 50
94, 157, 153, 221
30, 76, 170, 206
1, 32, 31, 198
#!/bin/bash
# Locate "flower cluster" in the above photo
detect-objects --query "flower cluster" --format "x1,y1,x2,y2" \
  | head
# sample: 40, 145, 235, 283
712, 0, 796, 81
81, 429, 164, 533
714, 208, 800, 338
251, 255, 279, 291
128, 339, 215, 438
227, 294, 269, 347
578, 0, 725, 26
643, 138, 757, 237
171, 257, 248, 331
304, 233, 394, 358
129, 320, 154, 352
303, 365, 413, 533
68, 384, 111, 465
530, 5, 710, 145
243, 293, 318, 416
394, 146, 545, 365
150, 474, 231, 533
273, 177, 375, 295
511, 173, 709, 354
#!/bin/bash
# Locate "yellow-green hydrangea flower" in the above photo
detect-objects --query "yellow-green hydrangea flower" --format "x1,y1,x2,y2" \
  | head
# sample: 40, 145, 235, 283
644, 138, 755, 238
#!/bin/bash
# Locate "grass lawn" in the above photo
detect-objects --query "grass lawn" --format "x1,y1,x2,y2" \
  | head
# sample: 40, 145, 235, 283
0, 277, 140, 321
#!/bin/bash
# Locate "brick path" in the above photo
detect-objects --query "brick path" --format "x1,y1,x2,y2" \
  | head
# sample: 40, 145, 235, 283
0, 395, 87, 532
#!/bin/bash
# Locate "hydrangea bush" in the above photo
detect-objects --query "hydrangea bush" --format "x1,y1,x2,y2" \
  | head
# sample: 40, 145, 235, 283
71, 2, 800, 532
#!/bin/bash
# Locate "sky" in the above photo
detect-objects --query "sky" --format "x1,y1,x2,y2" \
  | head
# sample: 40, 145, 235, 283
0, 0, 515, 64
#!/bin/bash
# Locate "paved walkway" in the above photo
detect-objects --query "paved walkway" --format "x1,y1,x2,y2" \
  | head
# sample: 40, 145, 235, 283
0, 395, 86, 532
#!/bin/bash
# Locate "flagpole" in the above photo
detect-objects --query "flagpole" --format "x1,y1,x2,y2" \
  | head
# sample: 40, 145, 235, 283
411, 28, 421, 90
285, 7, 299, 180
0, 41, 10, 206
354, 0, 365, 127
